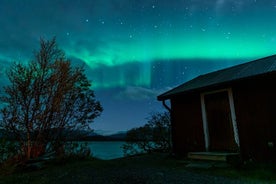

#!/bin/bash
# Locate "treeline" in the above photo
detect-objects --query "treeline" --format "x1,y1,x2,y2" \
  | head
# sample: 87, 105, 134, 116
0, 129, 126, 142
81, 133, 126, 141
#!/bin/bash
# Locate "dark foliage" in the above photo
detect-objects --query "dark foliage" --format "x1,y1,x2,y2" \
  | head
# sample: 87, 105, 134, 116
123, 112, 172, 156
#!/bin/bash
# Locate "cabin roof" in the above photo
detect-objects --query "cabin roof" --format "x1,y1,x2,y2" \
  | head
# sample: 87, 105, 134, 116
158, 54, 276, 100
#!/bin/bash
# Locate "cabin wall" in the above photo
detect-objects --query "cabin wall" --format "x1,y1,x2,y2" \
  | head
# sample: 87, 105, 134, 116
233, 73, 276, 162
170, 93, 205, 157
167, 72, 275, 161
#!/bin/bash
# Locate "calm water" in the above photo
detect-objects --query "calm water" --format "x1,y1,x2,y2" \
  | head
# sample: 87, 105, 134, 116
87, 141, 125, 160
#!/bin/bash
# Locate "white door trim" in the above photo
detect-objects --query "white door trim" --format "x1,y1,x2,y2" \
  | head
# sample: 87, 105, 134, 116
200, 94, 209, 151
227, 89, 240, 147
200, 88, 240, 151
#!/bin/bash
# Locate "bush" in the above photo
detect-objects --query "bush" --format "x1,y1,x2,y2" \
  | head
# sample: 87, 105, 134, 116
0, 138, 20, 164
63, 142, 91, 159
123, 112, 171, 156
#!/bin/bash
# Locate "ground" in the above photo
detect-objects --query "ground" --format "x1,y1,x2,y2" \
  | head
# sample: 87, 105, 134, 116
0, 153, 275, 184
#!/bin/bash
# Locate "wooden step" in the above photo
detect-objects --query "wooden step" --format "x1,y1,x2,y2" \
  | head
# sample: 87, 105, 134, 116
188, 152, 240, 162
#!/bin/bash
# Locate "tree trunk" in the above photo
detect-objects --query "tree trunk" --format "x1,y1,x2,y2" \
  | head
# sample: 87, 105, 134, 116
27, 131, 31, 160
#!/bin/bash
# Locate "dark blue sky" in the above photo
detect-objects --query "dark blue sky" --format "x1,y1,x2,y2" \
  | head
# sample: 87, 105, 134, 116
1, 0, 276, 134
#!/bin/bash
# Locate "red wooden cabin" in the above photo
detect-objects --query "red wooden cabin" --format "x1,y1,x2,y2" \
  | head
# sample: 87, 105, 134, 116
158, 55, 276, 162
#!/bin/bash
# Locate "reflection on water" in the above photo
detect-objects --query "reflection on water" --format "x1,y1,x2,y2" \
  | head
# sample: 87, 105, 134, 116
87, 141, 125, 160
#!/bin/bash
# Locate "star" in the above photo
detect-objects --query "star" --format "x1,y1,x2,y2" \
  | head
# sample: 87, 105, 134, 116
1, 0, 276, 135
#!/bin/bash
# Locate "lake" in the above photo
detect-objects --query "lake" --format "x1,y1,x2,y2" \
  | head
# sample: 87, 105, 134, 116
87, 141, 125, 160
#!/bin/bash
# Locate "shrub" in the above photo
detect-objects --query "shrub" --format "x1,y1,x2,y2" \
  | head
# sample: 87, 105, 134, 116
123, 112, 171, 156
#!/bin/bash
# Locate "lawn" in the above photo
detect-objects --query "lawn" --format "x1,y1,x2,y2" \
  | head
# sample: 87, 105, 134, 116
0, 154, 275, 184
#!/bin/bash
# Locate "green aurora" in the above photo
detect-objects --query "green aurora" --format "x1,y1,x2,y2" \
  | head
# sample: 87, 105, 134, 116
1, 0, 276, 132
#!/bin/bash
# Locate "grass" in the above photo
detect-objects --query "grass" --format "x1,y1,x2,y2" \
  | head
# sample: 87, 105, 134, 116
0, 154, 275, 184
187, 161, 276, 183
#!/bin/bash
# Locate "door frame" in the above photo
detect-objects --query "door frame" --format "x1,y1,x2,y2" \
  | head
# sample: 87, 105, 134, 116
200, 88, 240, 151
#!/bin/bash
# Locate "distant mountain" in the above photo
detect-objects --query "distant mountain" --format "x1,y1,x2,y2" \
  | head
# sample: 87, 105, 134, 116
107, 132, 127, 140
82, 132, 126, 141
0, 128, 127, 141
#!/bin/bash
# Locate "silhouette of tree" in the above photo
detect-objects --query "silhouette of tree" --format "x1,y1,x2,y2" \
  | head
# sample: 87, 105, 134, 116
123, 112, 171, 156
0, 38, 103, 160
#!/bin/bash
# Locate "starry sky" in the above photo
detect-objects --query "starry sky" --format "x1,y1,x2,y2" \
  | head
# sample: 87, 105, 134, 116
1, 0, 276, 134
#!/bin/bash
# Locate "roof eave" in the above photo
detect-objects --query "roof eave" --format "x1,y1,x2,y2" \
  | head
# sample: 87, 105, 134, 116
157, 71, 276, 101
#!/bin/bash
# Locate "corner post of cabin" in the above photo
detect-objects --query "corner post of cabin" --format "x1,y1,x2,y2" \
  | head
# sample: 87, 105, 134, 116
161, 100, 173, 150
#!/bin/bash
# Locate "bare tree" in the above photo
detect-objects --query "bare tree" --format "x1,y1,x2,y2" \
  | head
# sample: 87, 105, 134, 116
0, 38, 103, 160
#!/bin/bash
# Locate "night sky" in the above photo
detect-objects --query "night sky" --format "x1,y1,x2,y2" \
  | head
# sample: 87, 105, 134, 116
1, 0, 276, 134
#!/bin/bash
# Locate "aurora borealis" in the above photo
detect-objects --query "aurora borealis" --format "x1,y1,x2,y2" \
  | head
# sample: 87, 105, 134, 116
1, 0, 276, 133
